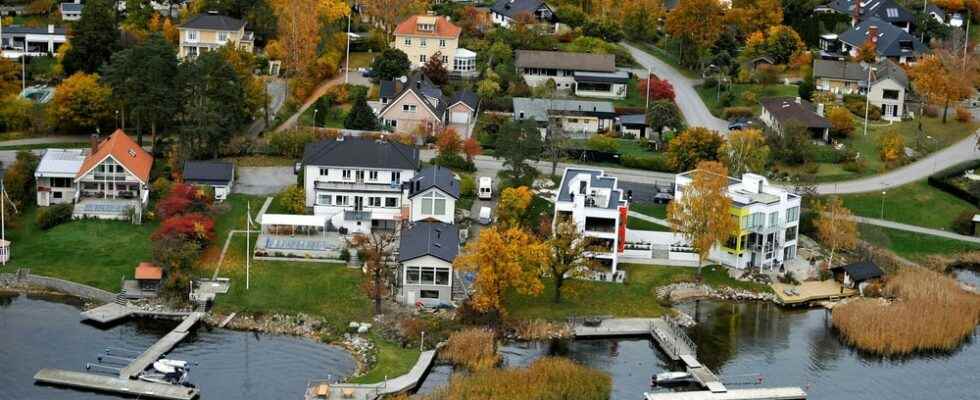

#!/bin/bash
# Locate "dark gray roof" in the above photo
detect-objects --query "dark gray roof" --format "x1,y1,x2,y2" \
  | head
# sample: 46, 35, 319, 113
398, 221, 459, 263
409, 166, 460, 199
573, 70, 630, 84
838, 17, 927, 58
832, 260, 884, 282
827, 0, 914, 24
379, 80, 397, 99
302, 137, 420, 170
61, 2, 83, 12
379, 73, 446, 119
619, 114, 647, 126
812, 59, 867, 82
490, 0, 550, 19
3, 25, 67, 35
873, 58, 908, 87
448, 90, 478, 111
512, 97, 616, 122
926, 4, 946, 19
760, 97, 832, 130
557, 168, 621, 209
180, 13, 246, 31
183, 160, 234, 185
516, 50, 616, 72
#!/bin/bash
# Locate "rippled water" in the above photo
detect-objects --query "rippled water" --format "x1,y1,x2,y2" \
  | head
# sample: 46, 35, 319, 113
0, 291, 356, 400
953, 267, 979, 288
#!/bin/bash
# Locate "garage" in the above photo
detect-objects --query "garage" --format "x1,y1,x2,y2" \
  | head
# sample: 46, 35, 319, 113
450, 111, 470, 124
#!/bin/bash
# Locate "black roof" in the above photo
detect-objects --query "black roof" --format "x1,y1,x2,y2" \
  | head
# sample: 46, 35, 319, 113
448, 90, 479, 111
838, 17, 927, 58
826, 0, 914, 24
409, 166, 460, 199
398, 221, 459, 263
3, 25, 67, 35
833, 260, 885, 282
760, 97, 832, 130
378, 73, 446, 119
302, 137, 420, 170
181, 13, 246, 31
490, 0, 550, 19
183, 160, 234, 184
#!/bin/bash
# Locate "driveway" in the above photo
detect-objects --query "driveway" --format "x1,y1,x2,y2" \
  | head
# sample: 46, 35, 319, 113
620, 42, 730, 133
247, 77, 287, 136
235, 166, 295, 195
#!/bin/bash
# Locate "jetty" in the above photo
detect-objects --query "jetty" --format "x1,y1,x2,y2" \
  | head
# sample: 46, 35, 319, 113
119, 312, 204, 378
305, 346, 439, 400
645, 387, 808, 400
34, 369, 199, 400
771, 281, 856, 306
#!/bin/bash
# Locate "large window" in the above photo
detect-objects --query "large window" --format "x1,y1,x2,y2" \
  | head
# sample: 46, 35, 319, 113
186, 30, 198, 42
419, 190, 447, 216
882, 89, 900, 100
785, 226, 797, 242
405, 266, 451, 285
369, 170, 379, 181
787, 206, 800, 222
368, 197, 382, 207
316, 193, 331, 205
385, 197, 398, 207
49, 177, 72, 188
391, 171, 401, 183
335, 195, 349, 206
218, 31, 228, 43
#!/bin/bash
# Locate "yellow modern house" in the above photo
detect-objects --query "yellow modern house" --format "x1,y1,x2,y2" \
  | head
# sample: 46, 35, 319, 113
177, 11, 254, 60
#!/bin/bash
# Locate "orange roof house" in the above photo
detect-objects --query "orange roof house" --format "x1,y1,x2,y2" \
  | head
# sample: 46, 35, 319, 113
74, 129, 153, 184
135, 262, 163, 280
393, 15, 461, 38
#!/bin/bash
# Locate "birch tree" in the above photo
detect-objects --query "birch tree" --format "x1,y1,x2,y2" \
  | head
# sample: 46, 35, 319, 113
720, 128, 769, 176
546, 219, 599, 303
814, 197, 859, 269
666, 161, 737, 274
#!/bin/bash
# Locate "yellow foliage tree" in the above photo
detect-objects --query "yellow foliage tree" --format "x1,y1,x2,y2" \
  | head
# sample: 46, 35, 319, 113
53, 72, 113, 131
909, 50, 977, 123
719, 128, 769, 176
269, 0, 349, 79
453, 226, 549, 314
665, 0, 724, 59
546, 219, 600, 303
877, 129, 905, 163
496, 186, 533, 228
0, 58, 20, 99
814, 197, 858, 269
361, 0, 430, 39
826, 106, 855, 137
666, 161, 737, 274
725, 0, 783, 36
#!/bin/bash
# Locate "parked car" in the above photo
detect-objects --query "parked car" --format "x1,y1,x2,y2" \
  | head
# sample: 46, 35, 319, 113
478, 177, 493, 200
479, 206, 493, 225
728, 117, 755, 131
652, 192, 674, 204
359, 67, 375, 78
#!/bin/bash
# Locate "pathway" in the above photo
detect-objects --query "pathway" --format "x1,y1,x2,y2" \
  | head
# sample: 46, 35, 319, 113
0, 135, 88, 146
849, 214, 980, 244
311, 347, 439, 399
275, 75, 345, 133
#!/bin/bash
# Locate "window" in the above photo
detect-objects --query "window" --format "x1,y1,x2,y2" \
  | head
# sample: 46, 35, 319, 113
787, 206, 800, 222
882, 89, 900, 100
439, 39, 446, 47
785, 226, 798, 242
421, 268, 434, 284
342, 169, 352, 180
419, 54, 427, 63
369, 170, 379, 181
186, 30, 198, 42
420, 290, 440, 299
391, 171, 401, 183
385, 197, 398, 207
316, 193, 331, 205
406, 267, 420, 284
420, 190, 447, 216
405, 266, 451, 286
369, 197, 382, 207
442, 55, 448, 63
768, 212, 779, 227
435, 269, 449, 285
420, 38, 427, 47
335, 195, 349, 206
53, 192, 63, 199
218, 31, 228, 43
50, 177, 72, 188
404, 38, 411, 46
319, 168, 329, 176
403, 104, 417, 113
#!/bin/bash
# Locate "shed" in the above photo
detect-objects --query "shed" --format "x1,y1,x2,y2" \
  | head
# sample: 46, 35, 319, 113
831, 260, 884, 292
183, 161, 235, 201
135, 262, 163, 292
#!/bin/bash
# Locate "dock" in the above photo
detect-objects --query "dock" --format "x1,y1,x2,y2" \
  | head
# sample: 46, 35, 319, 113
34, 369, 199, 400
771, 281, 856, 306
305, 346, 440, 400
645, 387, 808, 400
119, 312, 204, 378
81, 303, 134, 324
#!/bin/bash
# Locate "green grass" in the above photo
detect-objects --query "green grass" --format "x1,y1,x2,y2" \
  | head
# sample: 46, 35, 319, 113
300, 105, 348, 128
627, 217, 670, 231
696, 83, 799, 117
347, 52, 376, 70
349, 334, 421, 384
7, 207, 157, 292
569, 138, 654, 157
859, 224, 980, 261
0, 142, 90, 151
835, 180, 977, 230
505, 264, 768, 321
631, 202, 667, 219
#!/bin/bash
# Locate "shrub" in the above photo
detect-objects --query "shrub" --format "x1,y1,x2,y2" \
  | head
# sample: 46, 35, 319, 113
276, 185, 306, 214
722, 107, 753, 120
955, 107, 972, 122
266, 128, 340, 158
740, 90, 757, 104
952, 210, 976, 235
621, 154, 671, 171
811, 146, 848, 164
842, 158, 868, 173
844, 97, 881, 120
459, 174, 476, 198
587, 134, 618, 153
36, 204, 73, 230
439, 328, 499, 372
152, 213, 215, 244
827, 106, 854, 138
877, 129, 905, 163
153, 234, 203, 275
424, 357, 611, 400
432, 152, 476, 172
155, 183, 213, 220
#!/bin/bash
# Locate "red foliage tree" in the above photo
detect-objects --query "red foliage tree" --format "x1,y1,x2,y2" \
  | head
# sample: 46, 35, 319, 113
463, 136, 482, 162
152, 213, 215, 244
436, 127, 463, 156
155, 183, 213, 219
638, 74, 675, 101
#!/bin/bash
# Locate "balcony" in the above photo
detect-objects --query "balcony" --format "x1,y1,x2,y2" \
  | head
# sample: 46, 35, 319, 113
315, 180, 401, 193
584, 217, 616, 233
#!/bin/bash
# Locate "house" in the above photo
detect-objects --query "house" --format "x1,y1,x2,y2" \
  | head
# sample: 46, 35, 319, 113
301, 136, 419, 234
392, 14, 477, 78
177, 11, 254, 60
674, 171, 802, 271
397, 221, 459, 306
617, 114, 651, 140
0, 25, 67, 58
514, 50, 627, 98
825, 0, 914, 32
182, 160, 235, 201
759, 97, 832, 142
837, 18, 926, 64
927, 4, 965, 27
60, 1, 82, 21
408, 166, 459, 224
831, 260, 884, 294
812, 59, 908, 121
553, 168, 629, 281
134, 262, 163, 293
376, 73, 479, 136
489, 0, 555, 28
512, 97, 616, 138
35, 148, 86, 207
73, 130, 153, 220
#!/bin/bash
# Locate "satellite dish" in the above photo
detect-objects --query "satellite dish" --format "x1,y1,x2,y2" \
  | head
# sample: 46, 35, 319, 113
399, 76, 408, 84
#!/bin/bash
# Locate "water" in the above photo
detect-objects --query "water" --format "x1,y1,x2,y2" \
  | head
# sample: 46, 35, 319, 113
0, 291, 356, 400
952, 267, 979, 288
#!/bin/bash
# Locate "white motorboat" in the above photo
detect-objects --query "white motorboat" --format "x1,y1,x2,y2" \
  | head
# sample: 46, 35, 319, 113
153, 359, 188, 374
652, 371, 693, 385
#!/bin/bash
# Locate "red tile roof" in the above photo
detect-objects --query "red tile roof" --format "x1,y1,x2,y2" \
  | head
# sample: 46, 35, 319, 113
75, 129, 153, 184
135, 262, 163, 280
393, 15, 461, 39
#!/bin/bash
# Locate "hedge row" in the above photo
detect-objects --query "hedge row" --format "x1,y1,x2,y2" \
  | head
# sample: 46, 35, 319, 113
926, 159, 980, 206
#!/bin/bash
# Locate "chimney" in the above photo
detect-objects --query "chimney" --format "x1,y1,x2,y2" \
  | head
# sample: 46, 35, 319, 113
90, 134, 99, 153
868, 25, 879, 43
48, 24, 54, 34
852, 2, 861, 26
816, 103, 825, 117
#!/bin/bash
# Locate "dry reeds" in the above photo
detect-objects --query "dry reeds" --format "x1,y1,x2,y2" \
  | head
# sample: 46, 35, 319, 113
832, 267, 980, 355
422, 357, 611, 400
439, 328, 500, 372
511, 319, 572, 341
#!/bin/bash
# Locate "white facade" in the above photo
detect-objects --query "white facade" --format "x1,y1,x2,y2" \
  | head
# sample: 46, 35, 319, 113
0, 25, 67, 58
409, 188, 455, 224
303, 164, 415, 234
867, 78, 905, 121
401, 254, 454, 306
35, 148, 85, 207
553, 168, 628, 279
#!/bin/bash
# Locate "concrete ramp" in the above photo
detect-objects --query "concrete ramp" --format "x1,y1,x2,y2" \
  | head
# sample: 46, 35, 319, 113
34, 369, 199, 400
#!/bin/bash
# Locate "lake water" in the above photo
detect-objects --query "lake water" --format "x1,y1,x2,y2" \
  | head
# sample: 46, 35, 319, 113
0, 291, 356, 400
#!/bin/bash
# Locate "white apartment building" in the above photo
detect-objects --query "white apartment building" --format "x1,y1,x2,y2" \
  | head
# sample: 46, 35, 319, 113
301, 137, 419, 235
674, 171, 802, 271
553, 168, 629, 281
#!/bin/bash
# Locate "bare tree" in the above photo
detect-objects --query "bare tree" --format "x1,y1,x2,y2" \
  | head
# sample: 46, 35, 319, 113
348, 222, 401, 316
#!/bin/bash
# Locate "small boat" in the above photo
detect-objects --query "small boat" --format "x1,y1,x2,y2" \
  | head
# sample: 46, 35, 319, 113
153, 359, 188, 374
652, 371, 693, 386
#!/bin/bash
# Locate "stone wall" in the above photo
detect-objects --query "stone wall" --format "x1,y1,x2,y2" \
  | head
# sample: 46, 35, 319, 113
0, 271, 115, 303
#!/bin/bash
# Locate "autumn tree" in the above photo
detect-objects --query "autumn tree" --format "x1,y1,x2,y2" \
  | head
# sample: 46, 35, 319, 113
909, 50, 977, 123
453, 226, 550, 314
495, 120, 544, 186
422, 51, 449, 86
725, 0, 784, 37
147, 13, 180, 44
269, 0, 348, 79
361, 0, 429, 39
852, 39, 878, 64
826, 106, 855, 138
720, 128, 770, 176
665, 0, 724, 67
646, 99, 685, 136
638, 74, 675, 101
877, 129, 905, 163
349, 226, 401, 315
665, 127, 724, 172
621, 0, 664, 41
814, 197, 859, 268
546, 219, 599, 303
62, 0, 119, 75
53, 72, 113, 132
497, 186, 533, 228
463, 137, 482, 163
667, 161, 736, 274
0, 58, 20, 99
742, 25, 805, 64
436, 127, 463, 157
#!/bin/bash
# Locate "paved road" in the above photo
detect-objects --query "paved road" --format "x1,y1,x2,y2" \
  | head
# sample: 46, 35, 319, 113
813, 133, 980, 194
620, 42, 729, 133
0, 135, 88, 146
247, 77, 287, 137
850, 214, 980, 243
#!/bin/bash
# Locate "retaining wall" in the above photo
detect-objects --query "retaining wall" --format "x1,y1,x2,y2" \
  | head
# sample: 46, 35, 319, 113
0, 272, 115, 303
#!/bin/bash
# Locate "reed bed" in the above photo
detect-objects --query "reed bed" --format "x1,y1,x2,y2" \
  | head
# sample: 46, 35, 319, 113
439, 328, 500, 372
832, 267, 980, 355
511, 319, 572, 340
422, 357, 611, 400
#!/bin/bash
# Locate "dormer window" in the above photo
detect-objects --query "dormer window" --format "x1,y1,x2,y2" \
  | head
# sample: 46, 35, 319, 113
418, 23, 435, 32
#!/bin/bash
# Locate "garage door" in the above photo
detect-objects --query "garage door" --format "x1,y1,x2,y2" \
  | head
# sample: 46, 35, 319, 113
450, 111, 470, 124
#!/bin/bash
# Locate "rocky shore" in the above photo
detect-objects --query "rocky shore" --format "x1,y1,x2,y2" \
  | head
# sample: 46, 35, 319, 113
656, 282, 777, 303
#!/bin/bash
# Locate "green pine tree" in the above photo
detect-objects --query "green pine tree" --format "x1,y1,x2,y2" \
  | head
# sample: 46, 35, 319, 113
344, 95, 378, 131
63, 0, 119, 75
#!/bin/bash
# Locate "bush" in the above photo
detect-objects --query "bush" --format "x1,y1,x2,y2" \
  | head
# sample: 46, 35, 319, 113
36, 204, 73, 230
266, 128, 340, 158
740, 90, 757, 104
276, 185, 307, 214
844, 97, 881, 120
432, 152, 476, 172
621, 154, 672, 171
586, 134, 618, 152
827, 106, 855, 138
811, 146, 849, 163
842, 158, 868, 173
722, 107, 753, 120
955, 107, 972, 122
425, 357, 611, 400
459, 174, 476, 198
152, 213, 216, 244
952, 210, 976, 235
155, 183, 213, 220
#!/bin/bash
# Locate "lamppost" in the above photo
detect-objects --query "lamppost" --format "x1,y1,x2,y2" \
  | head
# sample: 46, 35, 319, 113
880, 190, 887, 219
115, 110, 120, 129
313, 108, 319, 128
345, 5, 353, 84
861, 63, 877, 137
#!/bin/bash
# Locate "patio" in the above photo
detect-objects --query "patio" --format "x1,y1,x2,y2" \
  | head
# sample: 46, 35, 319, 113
72, 198, 139, 220
771, 280, 857, 306
254, 214, 346, 261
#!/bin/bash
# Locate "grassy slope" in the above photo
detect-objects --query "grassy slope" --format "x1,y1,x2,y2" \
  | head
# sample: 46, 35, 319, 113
696, 83, 799, 117
859, 224, 980, 261
836, 180, 977, 230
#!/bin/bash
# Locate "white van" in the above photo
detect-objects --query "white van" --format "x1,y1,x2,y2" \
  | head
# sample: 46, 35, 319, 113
478, 206, 492, 225
478, 177, 493, 200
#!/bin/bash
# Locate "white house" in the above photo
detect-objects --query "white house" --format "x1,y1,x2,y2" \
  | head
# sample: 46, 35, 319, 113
301, 136, 419, 234
73, 130, 154, 220
35, 148, 86, 207
811, 59, 908, 121
514, 50, 627, 99
1, 25, 67, 58
407, 166, 459, 224
489, 0, 555, 28
397, 221, 459, 306
674, 171, 802, 271
182, 160, 235, 201
512, 97, 617, 138
553, 168, 629, 281
60, 1, 82, 21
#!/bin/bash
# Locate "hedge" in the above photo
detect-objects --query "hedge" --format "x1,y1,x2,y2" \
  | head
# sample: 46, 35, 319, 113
621, 154, 672, 172
36, 203, 74, 230
926, 159, 980, 206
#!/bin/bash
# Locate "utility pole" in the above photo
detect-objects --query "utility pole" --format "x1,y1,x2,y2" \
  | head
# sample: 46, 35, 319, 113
964, 9, 972, 70
644, 67, 651, 111
246, 201, 251, 290
345, 6, 352, 84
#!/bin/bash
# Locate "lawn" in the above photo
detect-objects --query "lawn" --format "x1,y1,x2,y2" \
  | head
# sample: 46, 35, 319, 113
6, 207, 157, 292
835, 180, 977, 230
505, 264, 768, 321
631, 202, 667, 219
859, 224, 980, 261
627, 217, 670, 231
349, 334, 421, 384
695, 83, 799, 118
347, 52, 376, 70
569, 138, 654, 157
300, 104, 349, 128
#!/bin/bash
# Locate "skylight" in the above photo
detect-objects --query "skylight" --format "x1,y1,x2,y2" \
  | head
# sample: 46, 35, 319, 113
886, 8, 898, 18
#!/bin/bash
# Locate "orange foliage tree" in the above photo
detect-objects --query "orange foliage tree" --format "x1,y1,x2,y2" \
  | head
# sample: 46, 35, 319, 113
909, 50, 977, 123
814, 197, 858, 268
436, 127, 463, 157
462, 137, 482, 162
666, 161, 737, 274
453, 226, 550, 314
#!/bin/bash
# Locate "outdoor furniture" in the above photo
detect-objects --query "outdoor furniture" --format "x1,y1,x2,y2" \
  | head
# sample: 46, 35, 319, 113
314, 383, 329, 398
341, 388, 355, 398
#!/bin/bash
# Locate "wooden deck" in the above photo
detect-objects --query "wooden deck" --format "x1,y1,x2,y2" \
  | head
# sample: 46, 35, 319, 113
306, 347, 439, 400
34, 369, 199, 400
573, 318, 656, 337
81, 303, 134, 324
645, 387, 807, 400
119, 312, 203, 378
771, 281, 857, 306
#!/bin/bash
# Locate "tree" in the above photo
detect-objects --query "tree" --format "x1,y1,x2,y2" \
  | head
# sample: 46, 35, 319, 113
664, 0, 724, 66
349, 225, 400, 315
422, 51, 449, 85
124, 0, 155, 29
720, 128, 769, 176
62, 0, 119, 75
544, 114, 570, 177
463, 137, 482, 163
877, 128, 905, 162
826, 106, 855, 138
371, 48, 411, 81
622, 0, 664, 41
546, 219, 599, 303
344, 94, 379, 130
768, 123, 813, 165
665, 127, 724, 171
52, 72, 113, 132
763, 25, 805, 64
814, 197, 858, 268
453, 226, 549, 314
0, 58, 20, 99
909, 50, 977, 123
638, 74, 675, 101
852, 39, 878, 64
495, 120, 544, 186
174, 51, 251, 158
3, 151, 40, 208
361, 0, 429, 40
646, 99, 684, 136
666, 161, 737, 274
269, 0, 348, 78
725, 0, 783, 36
435, 127, 463, 157
497, 186, 533, 228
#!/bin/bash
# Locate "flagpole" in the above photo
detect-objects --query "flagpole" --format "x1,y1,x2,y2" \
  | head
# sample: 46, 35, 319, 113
246, 201, 250, 290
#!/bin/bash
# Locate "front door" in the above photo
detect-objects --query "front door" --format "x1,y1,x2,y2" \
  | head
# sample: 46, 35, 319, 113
39, 191, 49, 207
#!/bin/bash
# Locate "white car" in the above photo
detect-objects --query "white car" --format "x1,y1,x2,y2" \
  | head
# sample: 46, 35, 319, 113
478, 206, 492, 225
478, 177, 493, 200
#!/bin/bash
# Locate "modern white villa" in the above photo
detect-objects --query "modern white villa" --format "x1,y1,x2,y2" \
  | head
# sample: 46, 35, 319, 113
553, 168, 629, 281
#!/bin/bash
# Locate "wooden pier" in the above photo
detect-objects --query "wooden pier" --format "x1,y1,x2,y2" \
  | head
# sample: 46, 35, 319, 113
81, 303, 134, 324
305, 346, 440, 400
645, 387, 808, 400
119, 312, 204, 378
34, 369, 199, 400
